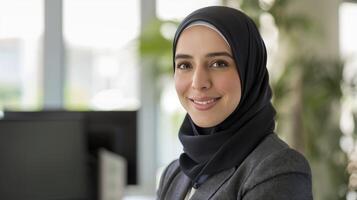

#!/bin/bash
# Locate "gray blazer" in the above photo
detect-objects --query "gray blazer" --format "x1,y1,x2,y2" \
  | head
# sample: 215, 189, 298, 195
157, 134, 313, 200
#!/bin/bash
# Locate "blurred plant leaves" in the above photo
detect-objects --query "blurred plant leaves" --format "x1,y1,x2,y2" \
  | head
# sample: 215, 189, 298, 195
139, 19, 179, 76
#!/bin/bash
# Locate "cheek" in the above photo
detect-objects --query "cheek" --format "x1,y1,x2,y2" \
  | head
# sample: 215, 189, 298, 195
174, 75, 189, 97
216, 75, 241, 103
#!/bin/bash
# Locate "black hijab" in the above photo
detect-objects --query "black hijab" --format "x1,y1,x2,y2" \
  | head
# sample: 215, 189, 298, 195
173, 6, 276, 188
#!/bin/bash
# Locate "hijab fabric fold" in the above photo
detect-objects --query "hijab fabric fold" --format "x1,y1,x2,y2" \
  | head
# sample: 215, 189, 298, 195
173, 6, 276, 188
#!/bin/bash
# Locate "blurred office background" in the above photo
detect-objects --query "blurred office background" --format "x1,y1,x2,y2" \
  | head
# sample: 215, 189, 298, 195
0, 0, 357, 199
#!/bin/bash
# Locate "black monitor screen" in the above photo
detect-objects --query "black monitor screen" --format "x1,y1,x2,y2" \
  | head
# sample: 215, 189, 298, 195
0, 119, 89, 200
3, 110, 138, 185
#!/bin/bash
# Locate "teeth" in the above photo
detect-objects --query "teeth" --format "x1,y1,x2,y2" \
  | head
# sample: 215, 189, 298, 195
193, 99, 215, 105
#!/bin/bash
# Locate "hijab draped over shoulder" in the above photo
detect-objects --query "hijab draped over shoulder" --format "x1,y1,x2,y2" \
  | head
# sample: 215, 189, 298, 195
173, 6, 276, 188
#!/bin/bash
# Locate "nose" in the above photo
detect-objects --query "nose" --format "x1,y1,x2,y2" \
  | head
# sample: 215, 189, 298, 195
192, 66, 212, 90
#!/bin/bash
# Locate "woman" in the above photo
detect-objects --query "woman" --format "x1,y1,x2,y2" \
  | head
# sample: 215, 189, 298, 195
157, 6, 313, 200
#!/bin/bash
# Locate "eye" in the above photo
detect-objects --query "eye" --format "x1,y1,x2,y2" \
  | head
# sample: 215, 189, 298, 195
176, 62, 191, 70
211, 60, 229, 68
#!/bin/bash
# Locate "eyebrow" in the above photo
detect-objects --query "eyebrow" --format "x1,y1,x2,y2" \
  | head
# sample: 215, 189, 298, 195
175, 51, 233, 60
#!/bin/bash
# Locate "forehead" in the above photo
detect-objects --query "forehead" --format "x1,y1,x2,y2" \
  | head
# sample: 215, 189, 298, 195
175, 25, 231, 55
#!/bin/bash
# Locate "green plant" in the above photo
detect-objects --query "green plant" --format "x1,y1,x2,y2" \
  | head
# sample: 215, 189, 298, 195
139, 19, 178, 77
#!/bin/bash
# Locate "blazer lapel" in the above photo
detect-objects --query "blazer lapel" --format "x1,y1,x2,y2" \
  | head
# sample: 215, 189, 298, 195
164, 171, 192, 200
190, 168, 236, 200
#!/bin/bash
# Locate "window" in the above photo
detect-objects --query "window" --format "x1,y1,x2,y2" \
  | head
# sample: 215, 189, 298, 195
64, 0, 140, 110
0, 0, 43, 110
339, 2, 357, 139
340, 2, 357, 84
157, 0, 221, 20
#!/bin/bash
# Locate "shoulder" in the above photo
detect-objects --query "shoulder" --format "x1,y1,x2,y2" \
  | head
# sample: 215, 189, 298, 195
157, 160, 193, 199
161, 159, 180, 177
156, 160, 180, 196
239, 134, 312, 199
244, 147, 311, 190
158, 159, 180, 185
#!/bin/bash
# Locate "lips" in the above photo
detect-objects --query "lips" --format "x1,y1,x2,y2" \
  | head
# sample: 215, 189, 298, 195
192, 98, 216, 105
188, 96, 221, 111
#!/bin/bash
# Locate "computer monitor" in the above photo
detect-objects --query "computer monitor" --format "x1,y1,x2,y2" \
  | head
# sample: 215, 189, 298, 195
3, 110, 138, 185
0, 119, 89, 200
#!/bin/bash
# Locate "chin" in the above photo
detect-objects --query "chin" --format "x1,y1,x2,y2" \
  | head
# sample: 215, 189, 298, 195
192, 117, 221, 128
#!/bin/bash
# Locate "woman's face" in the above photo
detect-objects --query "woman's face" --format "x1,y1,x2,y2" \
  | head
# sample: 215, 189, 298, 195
174, 25, 242, 127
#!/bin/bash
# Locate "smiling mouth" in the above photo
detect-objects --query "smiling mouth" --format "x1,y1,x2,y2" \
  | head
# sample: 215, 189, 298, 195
188, 97, 221, 110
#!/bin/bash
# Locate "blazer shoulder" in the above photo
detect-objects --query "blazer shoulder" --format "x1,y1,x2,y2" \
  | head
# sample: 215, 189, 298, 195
163, 159, 180, 179
157, 159, 180, 197
243, 144, 312, 192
